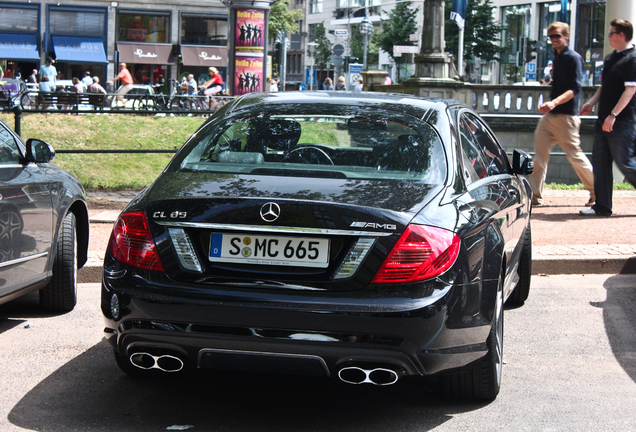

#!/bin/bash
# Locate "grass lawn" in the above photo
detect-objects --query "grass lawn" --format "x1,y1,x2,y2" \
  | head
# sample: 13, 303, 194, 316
1, 112, 205, 189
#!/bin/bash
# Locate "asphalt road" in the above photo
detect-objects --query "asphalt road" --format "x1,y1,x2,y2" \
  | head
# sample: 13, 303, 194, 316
1, 274, 635, 432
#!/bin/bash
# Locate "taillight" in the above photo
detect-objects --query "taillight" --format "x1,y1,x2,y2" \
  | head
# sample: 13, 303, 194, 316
109, 211, 165, 272
371, 225, 460, 284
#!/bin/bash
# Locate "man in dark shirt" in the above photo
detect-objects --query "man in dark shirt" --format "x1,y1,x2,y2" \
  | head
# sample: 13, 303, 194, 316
579, 19, 636, 216
529, 22, 595, 207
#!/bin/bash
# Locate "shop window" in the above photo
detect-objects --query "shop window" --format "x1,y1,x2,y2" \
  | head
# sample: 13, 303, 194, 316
181, 15, 228, 46
117, 13, 169, 43
50, 10, 105, 35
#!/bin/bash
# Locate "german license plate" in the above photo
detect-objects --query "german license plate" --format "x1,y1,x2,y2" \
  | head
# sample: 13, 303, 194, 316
209, 233, 330, 268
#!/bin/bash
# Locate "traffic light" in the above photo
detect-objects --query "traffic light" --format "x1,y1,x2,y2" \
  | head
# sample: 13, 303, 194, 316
525, 38, 538, 63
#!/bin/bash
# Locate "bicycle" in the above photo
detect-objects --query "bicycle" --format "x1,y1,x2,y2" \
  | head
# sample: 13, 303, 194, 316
131, 79, 189, 114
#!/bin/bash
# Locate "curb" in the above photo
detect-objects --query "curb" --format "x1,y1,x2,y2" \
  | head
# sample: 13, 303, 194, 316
532, 255, 636, 276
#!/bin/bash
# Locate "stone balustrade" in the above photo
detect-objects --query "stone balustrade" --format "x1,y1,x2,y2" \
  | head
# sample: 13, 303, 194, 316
372, 79, 600, 116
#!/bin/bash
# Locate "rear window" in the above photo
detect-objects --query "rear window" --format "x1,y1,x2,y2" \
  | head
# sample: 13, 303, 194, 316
170, 108, 446, 182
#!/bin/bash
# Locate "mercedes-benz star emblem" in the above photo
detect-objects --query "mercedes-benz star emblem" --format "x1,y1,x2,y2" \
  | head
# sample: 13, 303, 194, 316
260, 202, 281, 222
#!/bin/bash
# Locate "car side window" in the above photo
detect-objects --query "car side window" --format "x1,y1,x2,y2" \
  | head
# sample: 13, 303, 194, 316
464, 114, 508, 175
0, 125, 20, 165
458, 117, 488, 184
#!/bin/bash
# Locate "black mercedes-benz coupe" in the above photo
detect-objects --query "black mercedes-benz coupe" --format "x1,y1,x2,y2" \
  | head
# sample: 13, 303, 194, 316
102, 91, 533, 400
0, 118, 89, 311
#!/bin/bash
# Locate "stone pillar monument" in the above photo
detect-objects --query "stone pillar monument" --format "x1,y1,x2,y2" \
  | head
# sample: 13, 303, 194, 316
413, 0, 453, 80
400, 0, 469, 101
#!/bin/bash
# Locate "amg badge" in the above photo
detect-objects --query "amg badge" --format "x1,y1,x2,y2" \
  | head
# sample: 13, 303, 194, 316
350, 221, 397, 230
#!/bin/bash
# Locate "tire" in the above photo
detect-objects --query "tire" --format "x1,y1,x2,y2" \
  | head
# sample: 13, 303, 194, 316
132, 96, 149, 112
40, 212, 77, 312
440, 271, 504, 400
507, 223, 531, 306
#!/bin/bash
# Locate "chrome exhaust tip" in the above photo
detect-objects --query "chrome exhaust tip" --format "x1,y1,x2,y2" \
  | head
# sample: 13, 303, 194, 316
338, 366, 399, 386
130, 352, 184, 372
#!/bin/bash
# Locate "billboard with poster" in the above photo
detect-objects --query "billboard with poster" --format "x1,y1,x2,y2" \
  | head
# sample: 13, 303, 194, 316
235, 9, 265, 53
235, 55, 264, 95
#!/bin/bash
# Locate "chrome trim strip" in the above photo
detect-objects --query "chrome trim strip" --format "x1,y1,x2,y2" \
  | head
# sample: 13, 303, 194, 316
0, 252, 48, 269
155, 221, 394, 237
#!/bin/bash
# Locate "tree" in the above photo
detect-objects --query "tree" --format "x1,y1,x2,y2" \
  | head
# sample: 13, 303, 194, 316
268, 0, 304, 40
374, 2, 420, 63
309, 22, 333, 71
444, 0, 505, 62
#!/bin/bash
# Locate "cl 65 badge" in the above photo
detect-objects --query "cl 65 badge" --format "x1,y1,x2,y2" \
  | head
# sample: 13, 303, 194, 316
153, 211, 187, 219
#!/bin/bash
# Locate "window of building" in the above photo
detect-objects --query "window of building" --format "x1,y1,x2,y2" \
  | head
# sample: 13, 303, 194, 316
578, 3, 605, 50
181, 14, 228, 46
309, 24, 319, 40
310, 0, 323, 14
499, 4, 531, 84
50, 10, 105, 35
117, 12, 170, 43
0, 6, 38, 33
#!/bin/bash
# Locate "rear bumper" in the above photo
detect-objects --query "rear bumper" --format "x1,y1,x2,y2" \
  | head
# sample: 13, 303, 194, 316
101, 268, 491, 378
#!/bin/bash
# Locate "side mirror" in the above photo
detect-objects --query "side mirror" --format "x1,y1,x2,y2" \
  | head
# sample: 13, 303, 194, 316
512, 149, 534, 175
26, 138, 56, 163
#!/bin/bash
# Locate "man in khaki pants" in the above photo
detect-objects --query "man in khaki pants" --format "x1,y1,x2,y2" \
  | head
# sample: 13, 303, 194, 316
529, 22, 595, 206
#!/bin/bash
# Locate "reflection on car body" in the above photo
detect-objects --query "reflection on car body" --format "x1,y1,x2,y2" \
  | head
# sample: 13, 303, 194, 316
101, 91, 534, 400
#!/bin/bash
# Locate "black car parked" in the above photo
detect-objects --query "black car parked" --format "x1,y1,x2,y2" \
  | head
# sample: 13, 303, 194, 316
102, 92, 533, 400
0, 119, 89, 311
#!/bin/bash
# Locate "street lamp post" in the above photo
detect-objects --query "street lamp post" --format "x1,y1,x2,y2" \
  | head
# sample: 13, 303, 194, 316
359, 17, 374, 70
307, 41, 318, 90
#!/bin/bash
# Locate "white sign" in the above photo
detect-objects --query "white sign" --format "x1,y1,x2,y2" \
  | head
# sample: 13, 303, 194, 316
134, 49, 157, 59
199, 52, 222, 61
334, 29, 349, 38
409, 33, 419, 42
393, 45, 419, 55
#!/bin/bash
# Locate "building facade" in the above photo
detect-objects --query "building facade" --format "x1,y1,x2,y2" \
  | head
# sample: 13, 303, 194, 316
0, 0, 229, 90
296, 0, 424, 88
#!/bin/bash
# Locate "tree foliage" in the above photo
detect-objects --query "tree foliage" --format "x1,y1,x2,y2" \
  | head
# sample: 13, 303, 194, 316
444, 0, 505, 62
268, 0, 304, 40
309, 22, 333, 71
373, 2, 419, 63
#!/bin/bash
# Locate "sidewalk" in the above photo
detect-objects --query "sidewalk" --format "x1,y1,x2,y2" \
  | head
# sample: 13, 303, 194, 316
79, 189, 636, 283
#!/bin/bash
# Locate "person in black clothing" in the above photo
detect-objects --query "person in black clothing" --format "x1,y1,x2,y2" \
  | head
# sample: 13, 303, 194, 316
579, 19, 636, 216
528, 22, 595, 207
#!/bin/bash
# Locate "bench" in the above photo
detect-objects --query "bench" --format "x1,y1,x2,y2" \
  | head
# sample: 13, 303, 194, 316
36, 92, 107, 111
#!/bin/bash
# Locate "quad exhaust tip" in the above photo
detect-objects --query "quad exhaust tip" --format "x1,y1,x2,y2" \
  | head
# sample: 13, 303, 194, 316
130, 352, 184, 372
338, 366, 400, 386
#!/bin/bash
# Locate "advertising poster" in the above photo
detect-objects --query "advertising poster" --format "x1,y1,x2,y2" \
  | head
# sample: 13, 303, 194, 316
235, 55, 264, 95
235, 9, 265, 53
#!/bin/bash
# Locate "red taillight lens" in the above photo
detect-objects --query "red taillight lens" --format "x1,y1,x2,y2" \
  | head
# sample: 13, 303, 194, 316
371, 225, 460, 284
108, 211, 165, 272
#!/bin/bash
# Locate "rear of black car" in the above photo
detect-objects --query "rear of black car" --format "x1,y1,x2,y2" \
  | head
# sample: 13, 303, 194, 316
101, 94, 497, 394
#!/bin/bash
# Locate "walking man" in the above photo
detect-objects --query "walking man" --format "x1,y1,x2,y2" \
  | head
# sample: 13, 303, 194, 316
579, 19, 636, 216
529, 22, 595, 207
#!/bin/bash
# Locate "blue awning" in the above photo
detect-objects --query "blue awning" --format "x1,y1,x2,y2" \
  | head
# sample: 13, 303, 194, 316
52, 36, 107, 64
0, 33, 40, 60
